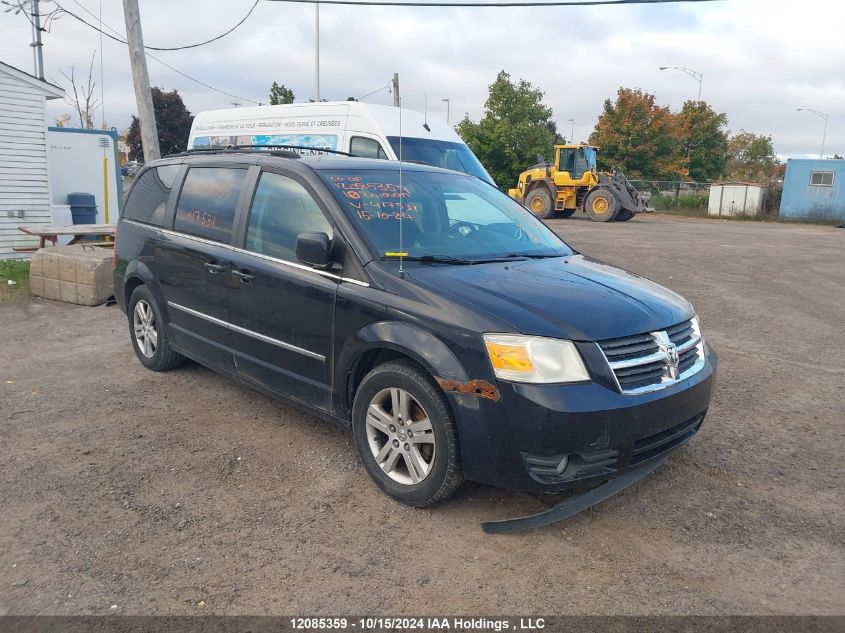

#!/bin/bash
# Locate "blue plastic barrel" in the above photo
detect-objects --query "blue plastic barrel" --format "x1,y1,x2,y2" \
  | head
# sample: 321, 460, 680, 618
67, 192, 98, 225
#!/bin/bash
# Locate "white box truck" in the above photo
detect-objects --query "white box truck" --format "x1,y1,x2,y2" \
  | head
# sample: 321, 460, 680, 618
188, 101, 495, 185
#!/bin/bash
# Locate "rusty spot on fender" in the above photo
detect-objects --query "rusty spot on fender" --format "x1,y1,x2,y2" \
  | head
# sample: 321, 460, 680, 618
435, 377, 500, 402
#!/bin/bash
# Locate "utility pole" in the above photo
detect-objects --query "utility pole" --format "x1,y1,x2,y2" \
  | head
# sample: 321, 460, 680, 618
122, 0, 160, 162
30, 0, 45, 79
315, 2, 320, 101
442, 98, 450, 125
392, 73, 400, 108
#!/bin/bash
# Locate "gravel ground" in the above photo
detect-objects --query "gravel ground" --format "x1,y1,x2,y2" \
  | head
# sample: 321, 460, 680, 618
0, 214, 843, 616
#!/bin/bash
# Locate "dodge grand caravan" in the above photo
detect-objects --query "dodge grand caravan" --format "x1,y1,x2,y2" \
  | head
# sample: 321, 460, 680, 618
114, 148, 716, 526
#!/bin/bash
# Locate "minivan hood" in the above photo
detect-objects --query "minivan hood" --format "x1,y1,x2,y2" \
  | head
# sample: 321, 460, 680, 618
405, 254, 693, 341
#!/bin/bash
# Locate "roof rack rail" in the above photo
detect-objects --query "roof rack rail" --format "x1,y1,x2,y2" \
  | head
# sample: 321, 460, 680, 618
168, 144, 356, 159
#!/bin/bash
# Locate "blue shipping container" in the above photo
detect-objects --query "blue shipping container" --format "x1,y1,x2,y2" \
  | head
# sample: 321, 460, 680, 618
780, 158, 845, 220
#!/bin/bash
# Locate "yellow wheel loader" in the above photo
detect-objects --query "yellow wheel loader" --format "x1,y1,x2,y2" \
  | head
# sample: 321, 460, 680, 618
508, 144, 653, 222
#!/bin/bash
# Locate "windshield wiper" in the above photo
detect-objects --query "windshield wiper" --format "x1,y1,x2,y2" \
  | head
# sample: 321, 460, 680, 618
502, 252, 566, 259
380, 254, 476, 265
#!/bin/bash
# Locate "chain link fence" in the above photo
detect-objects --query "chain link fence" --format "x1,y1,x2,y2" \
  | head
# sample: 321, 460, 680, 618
628, 180, 711, 211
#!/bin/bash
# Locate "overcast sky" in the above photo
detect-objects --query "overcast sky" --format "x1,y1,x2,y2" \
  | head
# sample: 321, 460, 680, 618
2, 0, 842, 159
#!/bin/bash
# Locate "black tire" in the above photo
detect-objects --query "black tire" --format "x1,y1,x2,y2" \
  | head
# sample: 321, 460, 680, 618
556, 208, 576, 219
615, 209, 634, 221
524, 186, 555, 219
352, 359, 463, 507
585, 188, 620, 222
128, 285, 185, 371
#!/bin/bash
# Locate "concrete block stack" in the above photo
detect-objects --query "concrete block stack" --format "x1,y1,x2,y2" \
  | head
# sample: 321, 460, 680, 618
29, 245, 114, 306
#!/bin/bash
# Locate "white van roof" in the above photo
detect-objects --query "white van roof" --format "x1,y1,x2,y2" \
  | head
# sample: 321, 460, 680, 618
189, 101, 462, 144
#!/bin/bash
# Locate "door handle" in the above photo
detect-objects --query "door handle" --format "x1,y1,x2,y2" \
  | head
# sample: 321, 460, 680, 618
232, 270, 255, 284
204, 262, 228, 274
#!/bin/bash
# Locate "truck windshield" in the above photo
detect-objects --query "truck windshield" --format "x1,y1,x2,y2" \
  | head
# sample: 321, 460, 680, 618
386, 137, 496, 186
319, 168, 572, 263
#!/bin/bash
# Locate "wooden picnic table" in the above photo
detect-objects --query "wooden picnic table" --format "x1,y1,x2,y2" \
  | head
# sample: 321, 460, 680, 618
16, 224, 116, 252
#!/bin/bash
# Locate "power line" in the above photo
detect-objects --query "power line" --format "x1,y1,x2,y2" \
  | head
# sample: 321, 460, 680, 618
58, 0, 259, 50
58, 0, 261, 104
263, 0, 719, 6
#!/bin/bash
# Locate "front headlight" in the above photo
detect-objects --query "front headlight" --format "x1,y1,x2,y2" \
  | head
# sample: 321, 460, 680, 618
483, 334, 590, 384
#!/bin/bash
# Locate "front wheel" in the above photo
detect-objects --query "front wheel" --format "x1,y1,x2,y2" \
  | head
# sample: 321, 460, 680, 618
524, 187, 555, 219
352, 360, 463, 507
585, 188, 620, 222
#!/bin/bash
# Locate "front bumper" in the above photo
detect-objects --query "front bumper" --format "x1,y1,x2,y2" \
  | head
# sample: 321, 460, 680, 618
451, 342, 717, 493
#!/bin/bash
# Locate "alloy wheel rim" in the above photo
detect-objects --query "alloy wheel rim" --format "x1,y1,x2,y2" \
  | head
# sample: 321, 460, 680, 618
133, 300, 158, 358
365, 387, 436, 485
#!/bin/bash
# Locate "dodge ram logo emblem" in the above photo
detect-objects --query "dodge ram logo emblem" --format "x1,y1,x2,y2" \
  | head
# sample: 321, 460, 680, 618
665, 343, 680, 368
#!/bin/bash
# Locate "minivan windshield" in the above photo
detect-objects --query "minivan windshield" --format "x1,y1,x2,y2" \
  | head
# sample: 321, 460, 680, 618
319, 169, 573, 263
386, 137, 496, 185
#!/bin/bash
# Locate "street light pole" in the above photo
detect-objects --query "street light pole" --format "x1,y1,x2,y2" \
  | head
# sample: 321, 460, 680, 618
567, 118, 574, 143
660, 66, 703, 102
797, 108, 829, 158
315, 1, 320, 102
441, 98, 450, 125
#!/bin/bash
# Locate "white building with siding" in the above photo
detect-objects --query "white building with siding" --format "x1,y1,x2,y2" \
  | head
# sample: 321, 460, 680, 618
0, 62, 64, 259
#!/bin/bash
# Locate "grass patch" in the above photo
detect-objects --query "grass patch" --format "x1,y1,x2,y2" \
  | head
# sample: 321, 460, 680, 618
656, 207, 709, 218
0, 260, 30, 300
651, 191, 709, 212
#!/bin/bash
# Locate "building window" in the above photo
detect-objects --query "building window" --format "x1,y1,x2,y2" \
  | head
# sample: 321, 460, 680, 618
809, 171, 834, 187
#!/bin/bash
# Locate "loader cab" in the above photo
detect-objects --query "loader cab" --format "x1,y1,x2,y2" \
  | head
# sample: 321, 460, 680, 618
555, 145, 598, 181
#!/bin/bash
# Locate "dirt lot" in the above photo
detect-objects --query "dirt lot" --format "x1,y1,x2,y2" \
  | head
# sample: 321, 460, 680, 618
0, 215, 843, 616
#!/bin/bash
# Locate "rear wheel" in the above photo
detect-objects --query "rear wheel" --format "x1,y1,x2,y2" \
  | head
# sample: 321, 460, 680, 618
352, 360, 462, 507
524, 186, 555, 219
615, 209, 634, 221
556, 208, 576, 219
585, 188, 620, 222
128, 285, 185, 371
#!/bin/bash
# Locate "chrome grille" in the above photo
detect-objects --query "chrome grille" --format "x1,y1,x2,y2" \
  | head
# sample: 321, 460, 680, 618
598, 317, 705, 394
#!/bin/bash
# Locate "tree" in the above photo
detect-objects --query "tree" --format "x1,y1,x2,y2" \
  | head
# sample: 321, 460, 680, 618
589, 88, 683, 180
54, 113, 72, 128
58, 51, 100, 129
546, 120, 566, 145
674, 100, 729, 181
126, 88, 194, 159
725, 131, 778, 182
456, 71, 556, 186
269, 82, 295, 105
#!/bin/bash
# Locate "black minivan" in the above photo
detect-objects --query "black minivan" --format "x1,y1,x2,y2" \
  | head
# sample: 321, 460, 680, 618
114, 148, 716, 518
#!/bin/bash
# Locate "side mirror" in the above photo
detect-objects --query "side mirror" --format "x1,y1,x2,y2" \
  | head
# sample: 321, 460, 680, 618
296, 232, 332, 268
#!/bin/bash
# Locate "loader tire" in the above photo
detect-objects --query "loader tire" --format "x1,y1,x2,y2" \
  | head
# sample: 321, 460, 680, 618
615, 210, 634, 221
585, 188, 619, 222
525, 187, 554, 219
557, 209, 576, 219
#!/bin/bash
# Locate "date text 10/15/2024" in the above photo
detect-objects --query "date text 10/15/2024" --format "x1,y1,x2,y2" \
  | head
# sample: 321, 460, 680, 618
289, 617, 547, 631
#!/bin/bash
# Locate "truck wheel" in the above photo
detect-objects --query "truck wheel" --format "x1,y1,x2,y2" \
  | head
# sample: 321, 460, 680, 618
352, 360, 463, 507
557, 209, 576, 219
615, 210, 634, 221
524, 187, 554, 219
585, 188, 620, 222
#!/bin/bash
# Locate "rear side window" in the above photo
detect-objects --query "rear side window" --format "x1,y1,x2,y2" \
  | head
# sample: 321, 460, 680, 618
174, 167, 247, 243
350, 136, 388, 160
245, 172, 333, 262
123, 165, 181, 226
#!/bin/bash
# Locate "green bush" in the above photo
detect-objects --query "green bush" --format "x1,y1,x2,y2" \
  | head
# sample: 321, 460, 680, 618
651, 191, 710, 211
